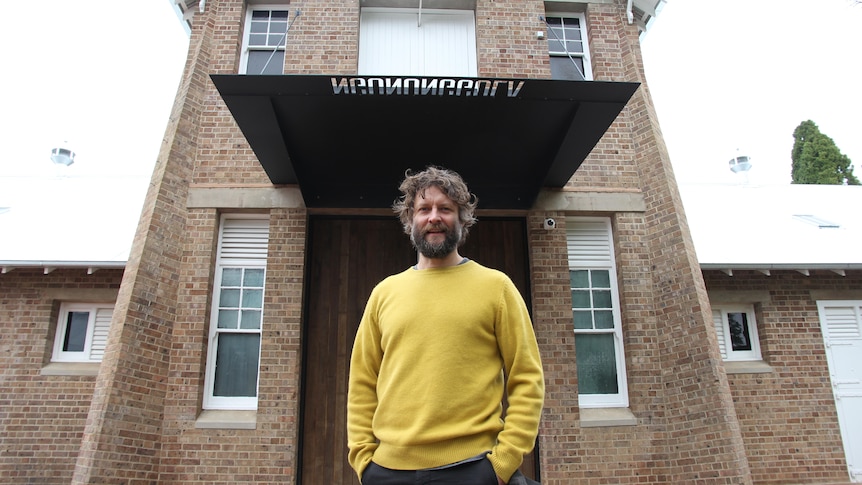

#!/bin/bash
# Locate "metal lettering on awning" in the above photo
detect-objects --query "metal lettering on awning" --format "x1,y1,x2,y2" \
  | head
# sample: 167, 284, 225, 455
211, 74, 639, 209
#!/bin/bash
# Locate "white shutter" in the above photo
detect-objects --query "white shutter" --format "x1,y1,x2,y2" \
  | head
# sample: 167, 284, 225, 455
567, 219, 613, 268
712, 309, 727, 359
821, 305, 862, 339
218, 218, 270, 265
89, 307, 113, 361
359, 9, 477, 77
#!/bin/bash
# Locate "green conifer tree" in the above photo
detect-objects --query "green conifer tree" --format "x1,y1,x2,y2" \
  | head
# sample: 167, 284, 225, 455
791, 120, 859, 185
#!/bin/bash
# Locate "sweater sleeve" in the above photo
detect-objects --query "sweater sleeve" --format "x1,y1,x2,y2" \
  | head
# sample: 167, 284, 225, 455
487, 279, 545, 482
347, 292, 384, 481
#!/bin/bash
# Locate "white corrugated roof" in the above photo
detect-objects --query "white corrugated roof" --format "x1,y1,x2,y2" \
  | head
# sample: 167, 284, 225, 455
0, 175, 147, 271
679, 182, 862, 271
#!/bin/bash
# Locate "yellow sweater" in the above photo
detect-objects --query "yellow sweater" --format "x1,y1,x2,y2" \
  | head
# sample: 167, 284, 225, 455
347, 261, 544, 482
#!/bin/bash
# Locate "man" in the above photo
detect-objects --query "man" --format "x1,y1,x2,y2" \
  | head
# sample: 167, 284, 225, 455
347, 166, 545, 484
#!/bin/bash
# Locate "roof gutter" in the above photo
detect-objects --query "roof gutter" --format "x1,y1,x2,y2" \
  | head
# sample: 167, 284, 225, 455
0, 260, 126, 275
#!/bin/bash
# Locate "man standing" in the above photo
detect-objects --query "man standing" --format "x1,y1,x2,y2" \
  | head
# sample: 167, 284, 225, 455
347, 166, 545, 484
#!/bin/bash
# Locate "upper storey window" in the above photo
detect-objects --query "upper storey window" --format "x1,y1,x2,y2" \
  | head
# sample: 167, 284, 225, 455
241, 6, 291, 74
545, 13, 592, 81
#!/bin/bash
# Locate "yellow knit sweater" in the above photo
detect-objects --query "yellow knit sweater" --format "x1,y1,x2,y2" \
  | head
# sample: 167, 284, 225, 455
347, 261, 544, 482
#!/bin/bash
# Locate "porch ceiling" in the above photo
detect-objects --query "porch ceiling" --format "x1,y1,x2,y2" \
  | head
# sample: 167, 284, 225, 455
211, 74, 639, 210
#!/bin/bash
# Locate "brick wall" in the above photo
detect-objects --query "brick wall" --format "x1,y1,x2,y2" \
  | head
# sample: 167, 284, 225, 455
704, 270, 860, 484
0, 268, 122, 484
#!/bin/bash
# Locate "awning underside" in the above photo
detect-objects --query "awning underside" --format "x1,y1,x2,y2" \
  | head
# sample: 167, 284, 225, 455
211, 75, 639, 209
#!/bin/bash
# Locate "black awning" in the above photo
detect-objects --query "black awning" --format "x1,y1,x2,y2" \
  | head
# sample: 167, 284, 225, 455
211, 75, 639, 209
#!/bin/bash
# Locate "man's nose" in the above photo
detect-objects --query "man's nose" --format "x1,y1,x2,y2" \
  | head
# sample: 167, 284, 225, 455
428, 208, 441, 222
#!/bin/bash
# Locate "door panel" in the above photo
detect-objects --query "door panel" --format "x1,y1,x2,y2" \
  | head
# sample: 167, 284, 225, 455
300, 217, 535, 484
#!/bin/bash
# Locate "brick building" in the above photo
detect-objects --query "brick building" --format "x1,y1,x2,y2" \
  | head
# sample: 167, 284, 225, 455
1, 0, 860, 483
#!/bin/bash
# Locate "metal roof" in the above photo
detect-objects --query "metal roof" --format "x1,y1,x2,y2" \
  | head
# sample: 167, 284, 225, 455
679, 182, 862, 275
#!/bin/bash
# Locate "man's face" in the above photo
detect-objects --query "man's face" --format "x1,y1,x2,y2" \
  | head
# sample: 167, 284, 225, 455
410, 185, 463, 259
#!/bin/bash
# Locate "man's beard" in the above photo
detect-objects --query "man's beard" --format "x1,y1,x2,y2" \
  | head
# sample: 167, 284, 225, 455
410, 222, 462, 259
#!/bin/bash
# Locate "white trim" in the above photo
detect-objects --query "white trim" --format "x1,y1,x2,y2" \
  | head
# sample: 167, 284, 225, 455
544, 12, 593, 81
52, 303, 115, 363
567, 217, 628, 408
711, 304, 762, 361
203, 214, 270, 410
239, 5, 291, 75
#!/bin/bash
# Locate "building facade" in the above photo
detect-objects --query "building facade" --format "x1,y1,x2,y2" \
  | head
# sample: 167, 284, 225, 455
0, 0, 859, 484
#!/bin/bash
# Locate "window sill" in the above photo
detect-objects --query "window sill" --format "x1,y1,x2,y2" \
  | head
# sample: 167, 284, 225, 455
724, 360, 774, 374
195, 410, 257, 429
580, 407, 637, 428
41, 362, 100, 376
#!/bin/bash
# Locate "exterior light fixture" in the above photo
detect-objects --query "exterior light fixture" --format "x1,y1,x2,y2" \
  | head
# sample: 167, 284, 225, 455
50, 146, 76, 166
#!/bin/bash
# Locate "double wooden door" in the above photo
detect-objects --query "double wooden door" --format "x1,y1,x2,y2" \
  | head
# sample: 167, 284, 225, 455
300, 216, 534, 484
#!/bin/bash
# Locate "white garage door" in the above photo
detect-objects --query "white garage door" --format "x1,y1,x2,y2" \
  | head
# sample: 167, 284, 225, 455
359, 8, 477, 77
818, 300, 862, 482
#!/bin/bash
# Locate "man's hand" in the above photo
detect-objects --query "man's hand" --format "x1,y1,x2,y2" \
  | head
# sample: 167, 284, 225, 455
497, 476, 506, 485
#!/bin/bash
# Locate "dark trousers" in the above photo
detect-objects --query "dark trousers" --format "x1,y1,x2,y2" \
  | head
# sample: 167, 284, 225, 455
362, 460, 540, 485
361, 459, 497, 485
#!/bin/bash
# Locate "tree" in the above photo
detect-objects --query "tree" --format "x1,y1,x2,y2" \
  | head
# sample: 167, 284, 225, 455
791, 119, 859, 185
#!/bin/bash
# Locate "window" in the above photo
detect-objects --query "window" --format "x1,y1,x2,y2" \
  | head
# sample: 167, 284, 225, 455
240, 6, 292, 74
204, 215, 270, 410
568, 217, 627, 407
545, 14, 592, 81
711, 304, 762, 361
52, 303, 114, 362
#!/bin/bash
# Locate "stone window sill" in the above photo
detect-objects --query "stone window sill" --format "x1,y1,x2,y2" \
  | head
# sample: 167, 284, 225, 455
195, 410, 257, 429
580, 407, 637, 428
724, 360, 774, 374
41, 362, 100, 376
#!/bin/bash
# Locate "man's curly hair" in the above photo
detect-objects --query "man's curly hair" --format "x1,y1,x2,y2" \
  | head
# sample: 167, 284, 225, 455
392, 166, 478, 242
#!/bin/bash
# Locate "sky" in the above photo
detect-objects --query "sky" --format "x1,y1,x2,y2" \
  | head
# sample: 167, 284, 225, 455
641, 0, 862, 185
0, 0, 860, 201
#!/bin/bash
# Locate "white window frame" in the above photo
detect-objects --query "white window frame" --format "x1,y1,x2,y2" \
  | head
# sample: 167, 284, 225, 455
545, 12, 593, 81
567, 217, 628, 408
203, 214, 270, 410
711, 304, 762, 361
52, 302, 114, 363
240, 5, 292, 75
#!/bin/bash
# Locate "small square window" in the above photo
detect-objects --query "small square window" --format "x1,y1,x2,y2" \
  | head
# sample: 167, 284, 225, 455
52, 303, 114, 363
712, 304, 762, 361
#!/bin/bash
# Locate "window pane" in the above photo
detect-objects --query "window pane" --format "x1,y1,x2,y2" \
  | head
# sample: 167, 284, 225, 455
63, 311, 89, 352
592, 290, 612, 308
594, 310, 614, 329
271, 10, 289, 21
550, 56, 585, 81
222, 268, 242, 287
268, 33, 286, 46
575, 334, 619, 394
570, 270, 589, 288
242, 289, 263, 308
244, 268, 265, 287
213, 334, 261, 397
571, 290, 591, 308
252, 10, 269, 20
591, 270, 610, 288
247, 50, 285, 75
240, 310, 262, 330
573, 310, 592, 330
565, 40, 583, 54
217, 309, 238, 329
727, 312, 752, 351
220, 288, 240, 308
547, 38, 564, 53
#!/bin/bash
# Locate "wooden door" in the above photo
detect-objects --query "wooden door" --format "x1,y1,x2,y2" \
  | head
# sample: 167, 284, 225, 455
299, 217, 535, 484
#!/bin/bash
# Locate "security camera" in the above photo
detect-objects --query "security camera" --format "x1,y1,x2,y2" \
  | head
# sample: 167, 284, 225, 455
543, 218, 556, 230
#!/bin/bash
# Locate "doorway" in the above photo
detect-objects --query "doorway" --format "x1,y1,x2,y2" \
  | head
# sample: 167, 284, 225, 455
299, 216, 535, 484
